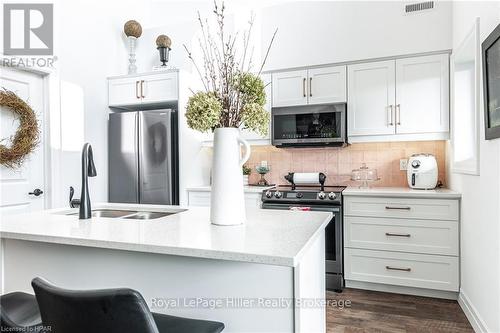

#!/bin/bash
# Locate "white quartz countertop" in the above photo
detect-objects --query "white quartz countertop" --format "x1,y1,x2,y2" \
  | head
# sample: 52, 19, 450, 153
343, 186, 461, 199
186, 185, 274, 193
0, 203, 331, 267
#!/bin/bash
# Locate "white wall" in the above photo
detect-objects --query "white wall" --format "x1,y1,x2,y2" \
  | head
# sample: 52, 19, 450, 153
50, 0, 148, 207
448, 2, 500, 332
261, 1, 452, 70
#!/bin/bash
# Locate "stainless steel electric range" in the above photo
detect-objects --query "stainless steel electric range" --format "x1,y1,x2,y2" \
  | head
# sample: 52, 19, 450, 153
261, 172, 345, 291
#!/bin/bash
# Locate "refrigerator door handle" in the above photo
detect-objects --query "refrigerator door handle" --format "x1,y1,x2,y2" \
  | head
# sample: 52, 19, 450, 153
136, 112, 140, 203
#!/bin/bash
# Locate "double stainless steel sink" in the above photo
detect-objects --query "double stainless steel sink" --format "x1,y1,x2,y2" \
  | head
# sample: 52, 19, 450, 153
64, 208, 185, 220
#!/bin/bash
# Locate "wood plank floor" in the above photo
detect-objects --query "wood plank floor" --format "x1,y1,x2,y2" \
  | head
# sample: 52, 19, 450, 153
326, 288, 474, 333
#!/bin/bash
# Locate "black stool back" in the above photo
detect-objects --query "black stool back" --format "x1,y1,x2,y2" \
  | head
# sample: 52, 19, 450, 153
32, 277, 160, 333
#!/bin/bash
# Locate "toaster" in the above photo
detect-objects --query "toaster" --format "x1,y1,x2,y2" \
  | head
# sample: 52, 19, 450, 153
407, 154, 438, 189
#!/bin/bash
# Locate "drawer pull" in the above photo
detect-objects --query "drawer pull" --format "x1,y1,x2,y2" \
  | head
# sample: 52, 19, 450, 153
385, 266, 411, 272
385, 232, 411, 237
385, 206, 411, 210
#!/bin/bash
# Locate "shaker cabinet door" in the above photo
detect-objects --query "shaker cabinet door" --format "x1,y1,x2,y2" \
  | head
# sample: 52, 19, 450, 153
141, 72, 178, 104
348, 60, 396, 136
308, 66, 347, 104
108, 77, 141, 106
272, 70, 308, 107
395, 54, 449, 134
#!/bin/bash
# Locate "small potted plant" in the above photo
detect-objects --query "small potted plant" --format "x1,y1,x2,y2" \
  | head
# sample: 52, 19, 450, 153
242, 165, 251, 186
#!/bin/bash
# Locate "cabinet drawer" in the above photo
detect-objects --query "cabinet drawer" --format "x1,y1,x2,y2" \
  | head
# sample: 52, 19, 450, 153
345, 248, 459, 291
187, 192, 210, 207
344, 196, 459, 221
344, 216, 458, 255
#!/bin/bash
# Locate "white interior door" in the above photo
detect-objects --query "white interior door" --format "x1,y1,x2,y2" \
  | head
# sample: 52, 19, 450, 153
0, 68, 45, 215
348, 60, 396, 136
308, 66, 347, 104
272, 70, 308, 107
395, 54, 449, 134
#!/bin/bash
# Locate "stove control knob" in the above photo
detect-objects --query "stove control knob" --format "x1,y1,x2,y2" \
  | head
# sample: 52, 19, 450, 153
265, 191, 273, 198
318, 192, 326, 200
274, 191, 282, 199
328, 192, 337, 200
296, 192, 303, 199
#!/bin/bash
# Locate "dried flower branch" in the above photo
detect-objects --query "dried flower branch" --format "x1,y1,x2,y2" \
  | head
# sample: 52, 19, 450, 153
184, 1, 276, 135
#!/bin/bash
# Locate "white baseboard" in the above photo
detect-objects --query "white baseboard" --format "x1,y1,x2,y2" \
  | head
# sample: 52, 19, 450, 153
458, 290, 489, 333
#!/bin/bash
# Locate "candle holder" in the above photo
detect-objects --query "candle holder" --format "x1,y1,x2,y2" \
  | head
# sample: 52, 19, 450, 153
123, 20, 142, 74
256, 165, 270, 186
127, 36, 138, 74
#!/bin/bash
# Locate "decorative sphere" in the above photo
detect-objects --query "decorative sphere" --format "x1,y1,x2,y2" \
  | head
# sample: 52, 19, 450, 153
124, 20, 142, 38
156, 35, 172, 48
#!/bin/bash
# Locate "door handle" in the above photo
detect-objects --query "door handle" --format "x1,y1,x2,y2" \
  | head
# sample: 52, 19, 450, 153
28, 188, 44, 196
386, 266, 411, 272
396, 104, 401, 125
309, 77, 312, 97
140, 80, 145, 98
385, 206, 411, 210
385, 232, 411, 237
136, 81, 140, 99
302, 78, 306, 98
388, 105, 394, 126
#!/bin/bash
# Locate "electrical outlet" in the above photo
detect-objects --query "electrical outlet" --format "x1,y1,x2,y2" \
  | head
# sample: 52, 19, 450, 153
400, 159, 408, 171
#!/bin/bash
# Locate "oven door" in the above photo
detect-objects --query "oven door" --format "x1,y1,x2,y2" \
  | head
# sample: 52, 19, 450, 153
271, 103, 346, 147
261, 203, 343, 276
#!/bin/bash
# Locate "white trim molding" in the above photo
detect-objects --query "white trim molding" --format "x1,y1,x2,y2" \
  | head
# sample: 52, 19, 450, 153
458, 290, 490, 333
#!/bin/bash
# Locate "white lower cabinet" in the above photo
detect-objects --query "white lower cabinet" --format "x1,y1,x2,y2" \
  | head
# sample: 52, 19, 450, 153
187, 189, 262, 209
344, 194, 460, 296
345, 248, 459, 291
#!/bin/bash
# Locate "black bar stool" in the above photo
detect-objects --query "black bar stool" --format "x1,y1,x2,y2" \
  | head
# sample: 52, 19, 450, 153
32, 277, 225, 333
0, 291, 43, 330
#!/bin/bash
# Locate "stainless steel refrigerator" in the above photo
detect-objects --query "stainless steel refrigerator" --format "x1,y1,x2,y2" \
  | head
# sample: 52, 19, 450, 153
108, 109, 179, 205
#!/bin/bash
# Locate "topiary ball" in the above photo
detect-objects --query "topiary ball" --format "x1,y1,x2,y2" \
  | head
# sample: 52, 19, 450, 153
124, 20, 142, 38
156, 35, 172, 49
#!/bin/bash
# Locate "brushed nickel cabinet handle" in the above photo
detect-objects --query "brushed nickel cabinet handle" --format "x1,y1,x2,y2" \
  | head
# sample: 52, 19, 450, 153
309, 77, 313, 97
385, 232, 411, 237
388, 105, 394, 126
136, 81, 140, 99
396, 104, 401, 125
385, 206, 411, 210
303, 78, 306, 98
140, 80, 145, 98
386, 266, 411, 272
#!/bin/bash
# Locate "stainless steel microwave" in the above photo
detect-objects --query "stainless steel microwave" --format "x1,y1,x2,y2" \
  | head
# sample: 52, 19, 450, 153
271, 103, 347, 147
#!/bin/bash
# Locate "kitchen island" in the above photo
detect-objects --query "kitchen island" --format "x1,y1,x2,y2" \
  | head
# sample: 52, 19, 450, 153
0, 204, 332, 333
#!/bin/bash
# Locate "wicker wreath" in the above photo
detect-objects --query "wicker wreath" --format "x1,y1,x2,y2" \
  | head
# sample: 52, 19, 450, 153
0, 89, 39, 168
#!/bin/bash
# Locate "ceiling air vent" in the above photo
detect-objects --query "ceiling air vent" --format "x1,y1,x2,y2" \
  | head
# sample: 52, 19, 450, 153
405, 1, 434, 14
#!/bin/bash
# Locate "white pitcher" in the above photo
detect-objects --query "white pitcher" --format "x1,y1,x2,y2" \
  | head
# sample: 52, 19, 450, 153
210, 128, 251, 226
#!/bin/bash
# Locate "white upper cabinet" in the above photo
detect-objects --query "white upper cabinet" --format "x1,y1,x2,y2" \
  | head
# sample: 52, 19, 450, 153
272, 70, 308, 107
348, 60, 396, 136
108, 71, 178, 107
395, 54, 449, 134
141, 72, 178, 105
308, 66, 346, 105
108, 77, 141, 106
348, 53, 450, 142
272, 66, 347, 107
